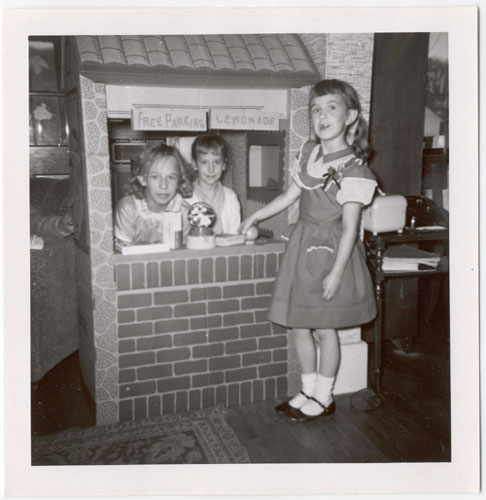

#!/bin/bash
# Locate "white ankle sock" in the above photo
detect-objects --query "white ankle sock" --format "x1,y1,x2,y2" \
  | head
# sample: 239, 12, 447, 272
300, 374, 335, 416
289, 372, 317, 408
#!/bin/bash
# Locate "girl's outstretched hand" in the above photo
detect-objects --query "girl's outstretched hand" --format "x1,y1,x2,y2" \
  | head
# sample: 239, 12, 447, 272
322, 271, 342, 301
238, 217, 255, 235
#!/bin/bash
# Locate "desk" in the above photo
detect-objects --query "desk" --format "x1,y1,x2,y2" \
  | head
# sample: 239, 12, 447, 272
364, 227, 449, 392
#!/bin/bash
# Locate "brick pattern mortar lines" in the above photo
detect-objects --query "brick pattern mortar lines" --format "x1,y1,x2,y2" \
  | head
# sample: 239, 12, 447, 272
115, 248, 289, 421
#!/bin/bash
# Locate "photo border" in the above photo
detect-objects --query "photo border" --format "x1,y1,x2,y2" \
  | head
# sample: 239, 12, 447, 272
2, 6, 479, 497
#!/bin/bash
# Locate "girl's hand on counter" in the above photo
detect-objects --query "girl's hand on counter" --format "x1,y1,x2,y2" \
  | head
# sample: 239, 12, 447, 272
238, 217, 257, 235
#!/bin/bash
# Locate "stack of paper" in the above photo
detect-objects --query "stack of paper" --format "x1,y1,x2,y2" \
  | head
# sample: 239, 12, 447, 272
121, 243, 171, 255
382, 244, 441, 271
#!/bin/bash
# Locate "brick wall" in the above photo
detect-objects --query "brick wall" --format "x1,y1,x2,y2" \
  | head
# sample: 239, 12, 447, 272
114, 243, 288, 421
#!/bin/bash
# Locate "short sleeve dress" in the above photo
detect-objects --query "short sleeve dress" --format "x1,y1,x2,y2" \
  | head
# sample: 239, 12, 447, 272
267, 142, 378, 329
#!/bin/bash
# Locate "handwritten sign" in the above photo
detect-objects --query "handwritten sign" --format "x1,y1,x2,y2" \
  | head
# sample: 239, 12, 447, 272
210, 109, 279, 131
132, 108, 207, 131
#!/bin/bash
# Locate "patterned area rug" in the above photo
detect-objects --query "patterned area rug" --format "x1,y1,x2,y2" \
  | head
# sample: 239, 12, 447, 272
32, 404, 250, 465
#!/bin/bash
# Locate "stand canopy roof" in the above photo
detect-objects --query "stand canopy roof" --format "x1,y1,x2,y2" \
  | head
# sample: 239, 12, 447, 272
75, 34, 319, 88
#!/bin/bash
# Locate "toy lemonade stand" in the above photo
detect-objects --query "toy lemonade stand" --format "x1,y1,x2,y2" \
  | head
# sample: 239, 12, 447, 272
64, 34, 374, 424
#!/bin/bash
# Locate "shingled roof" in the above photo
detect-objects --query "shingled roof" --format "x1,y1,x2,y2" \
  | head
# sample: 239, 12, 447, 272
75, 34, 319, 88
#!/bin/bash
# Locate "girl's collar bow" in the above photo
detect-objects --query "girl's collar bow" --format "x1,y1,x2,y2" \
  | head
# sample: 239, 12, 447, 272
322, 167, 341, 190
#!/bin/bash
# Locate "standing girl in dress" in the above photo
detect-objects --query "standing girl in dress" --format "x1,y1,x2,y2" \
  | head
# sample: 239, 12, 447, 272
239, 79, 377, 422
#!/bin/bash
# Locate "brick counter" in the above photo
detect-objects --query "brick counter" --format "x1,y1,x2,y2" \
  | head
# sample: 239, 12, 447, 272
111, 241, 288, 421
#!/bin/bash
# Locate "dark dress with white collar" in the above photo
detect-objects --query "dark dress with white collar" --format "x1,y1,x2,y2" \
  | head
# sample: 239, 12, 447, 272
267, 142, 377, 329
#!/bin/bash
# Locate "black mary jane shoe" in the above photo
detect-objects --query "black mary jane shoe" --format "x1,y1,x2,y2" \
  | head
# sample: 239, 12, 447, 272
274, 391, 311, 415
289, 398, 336, 423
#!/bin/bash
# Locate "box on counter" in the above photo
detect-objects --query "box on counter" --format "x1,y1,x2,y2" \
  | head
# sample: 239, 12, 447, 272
215, 234, 246, 247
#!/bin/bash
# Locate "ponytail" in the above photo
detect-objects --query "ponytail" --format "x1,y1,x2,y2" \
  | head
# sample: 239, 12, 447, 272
348, 114, 371, 162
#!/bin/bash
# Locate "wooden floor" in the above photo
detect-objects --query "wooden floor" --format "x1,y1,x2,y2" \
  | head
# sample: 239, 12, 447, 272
225, 321, 450, 463
31, 279, 450, 463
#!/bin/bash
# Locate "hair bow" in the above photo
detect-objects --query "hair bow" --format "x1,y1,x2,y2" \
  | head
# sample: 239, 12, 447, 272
321, 167, 341, 190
